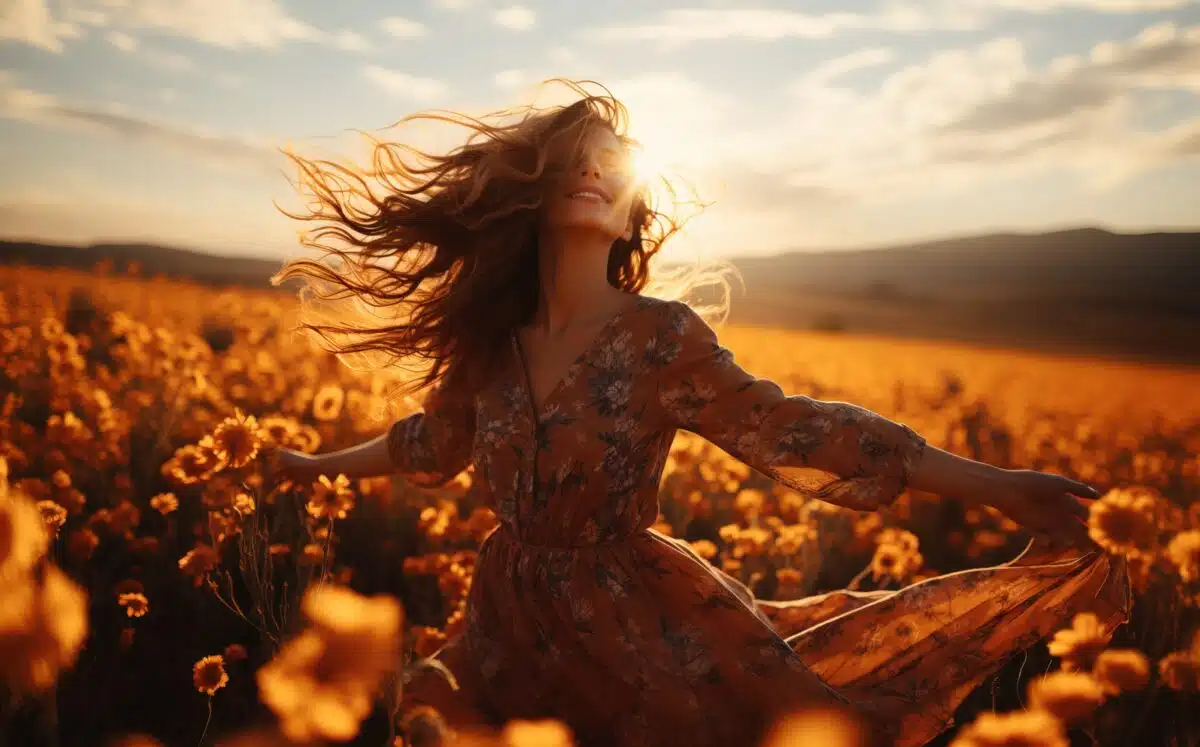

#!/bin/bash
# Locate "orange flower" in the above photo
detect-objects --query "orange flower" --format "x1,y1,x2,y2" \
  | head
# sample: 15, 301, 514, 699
149, 492, 179, 515
0, 565, 89, 695
689, 540, 718, 560
118, 592, 149, 618
178, 544, 220, 585
162, 441, 220, 486
501, 719, 576, 747
1, 481, 50, 581
1026, 671, 1107, 725
1093, 649, 1151, 695
1166, 530, 1200, 584
1158, 650, 1200, 691
761, 707, 867, 747
311, 385, 346, 422
1087, 487, 1163, 559
307, 474, 355, 521
256, 585, 402, 743
1047, 613, 1112, 672
949, 709, 1067, 747
210, 410, 264, 469
193, 655, 229, 695
35, 500, 67, 536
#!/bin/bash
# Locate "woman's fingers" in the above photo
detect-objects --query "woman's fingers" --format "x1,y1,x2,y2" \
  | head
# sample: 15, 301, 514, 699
1063, 476, 1102, 500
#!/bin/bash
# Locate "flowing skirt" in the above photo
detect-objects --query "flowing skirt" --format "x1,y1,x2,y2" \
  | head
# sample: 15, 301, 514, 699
403, 533, 1131, 747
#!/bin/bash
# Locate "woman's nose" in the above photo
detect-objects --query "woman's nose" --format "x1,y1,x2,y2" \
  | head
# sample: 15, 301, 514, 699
578, 154, 602, 179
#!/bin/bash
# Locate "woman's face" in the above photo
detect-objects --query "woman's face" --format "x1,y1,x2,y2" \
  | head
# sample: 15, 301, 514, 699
541, 124, 638, 242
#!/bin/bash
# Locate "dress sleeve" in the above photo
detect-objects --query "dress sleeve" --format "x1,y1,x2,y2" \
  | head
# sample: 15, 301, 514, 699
653, 300, 927, 511
386, 377, 476, 488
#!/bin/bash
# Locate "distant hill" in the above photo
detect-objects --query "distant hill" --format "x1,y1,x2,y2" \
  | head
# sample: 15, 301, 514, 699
729, 228, 1200, 318
0, 240, 286, 288
2, 228, 1198, 364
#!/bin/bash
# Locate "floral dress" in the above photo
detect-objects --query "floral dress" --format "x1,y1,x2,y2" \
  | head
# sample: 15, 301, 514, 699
392, 295, 1130, 747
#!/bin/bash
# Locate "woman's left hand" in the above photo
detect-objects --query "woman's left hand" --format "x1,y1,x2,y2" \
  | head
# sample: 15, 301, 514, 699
981, 469, 1101, 550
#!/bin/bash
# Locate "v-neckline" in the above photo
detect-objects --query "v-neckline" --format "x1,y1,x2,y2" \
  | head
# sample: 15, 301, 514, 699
511, 296, 645, 419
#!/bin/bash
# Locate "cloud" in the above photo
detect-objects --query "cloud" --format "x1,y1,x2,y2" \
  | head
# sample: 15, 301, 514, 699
106, 30, 137, 53
493, 5, 536, 31
944, 22, 1200, 133
362, 65, 448, 101
803, 47, 896, 86
587, 20, 1199, 240
3, 0, 369, 54
988, 0, 1191, 11
772, 22, 1200, 200
381, 17, 428, 39
589, 2, 1193, 45
0, 0, 82, 53
494, 69, 527, 89
0, 74, 280, 173
331, 30, 370, 52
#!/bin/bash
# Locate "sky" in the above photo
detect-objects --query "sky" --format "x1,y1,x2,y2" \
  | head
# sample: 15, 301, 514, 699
0, 0, 1197, 263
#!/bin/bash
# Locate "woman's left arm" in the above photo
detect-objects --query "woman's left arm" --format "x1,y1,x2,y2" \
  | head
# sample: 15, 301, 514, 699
652, 300, 1098, 544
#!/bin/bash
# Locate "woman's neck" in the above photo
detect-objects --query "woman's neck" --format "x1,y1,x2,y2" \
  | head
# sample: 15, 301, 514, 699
533, 230, 627, 334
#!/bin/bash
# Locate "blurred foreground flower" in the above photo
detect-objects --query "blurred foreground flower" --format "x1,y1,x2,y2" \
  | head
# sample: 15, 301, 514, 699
257, 584, 402, 743
761, 707, 869, 746
0, 565, 88, 694
1092, 649, 1151, 695
949, 709, 1067, 747
1047, 612, 1112, 672
1025, 671, 1106, 725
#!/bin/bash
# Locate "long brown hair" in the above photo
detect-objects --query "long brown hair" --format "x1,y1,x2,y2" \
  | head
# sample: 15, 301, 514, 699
272, 78, 732, 403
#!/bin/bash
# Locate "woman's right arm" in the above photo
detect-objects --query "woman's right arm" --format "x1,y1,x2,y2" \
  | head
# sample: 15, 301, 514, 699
271, 379, 477, 487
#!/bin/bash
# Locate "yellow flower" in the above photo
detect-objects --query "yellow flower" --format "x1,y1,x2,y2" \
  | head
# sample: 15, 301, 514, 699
734, 488, 765, 517
877, 527, 920, 553
0, 565, 89, 695
36, 500, 67, 536
307, 474, 355, 521
949, 709, 1068, 747
689, 539, 718, 560
1047, 613, 1112, 672
232, 493, 256, 516
162, 441, 221, 486
178, 544, 220, 585
1157, 650, 1200, 691
1166, 530, 1200, 584
1026, 671, 1107, 725
760, 707, 867, 747
256, 585, 402, 743
193, 654, 229, 695
150, 492, 179, 515
258, 415, 298, 446
1093, 649, 1151, 695
501, 719, 576, 747
210, 410, 263, 470
118, 592, 149, 618
1, 482, 50, 582
870, 542, 923, 583
311, 385, 345, 422
1087, 487, 1163, 559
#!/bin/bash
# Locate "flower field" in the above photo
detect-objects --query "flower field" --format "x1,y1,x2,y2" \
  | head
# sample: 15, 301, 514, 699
2, 261, 1199, 747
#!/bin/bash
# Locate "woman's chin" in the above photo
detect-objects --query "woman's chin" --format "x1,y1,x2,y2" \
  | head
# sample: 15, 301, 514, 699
544, 214, 621, 241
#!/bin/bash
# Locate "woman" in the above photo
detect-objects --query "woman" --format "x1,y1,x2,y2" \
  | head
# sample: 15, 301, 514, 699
269, 80, 1129, 747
